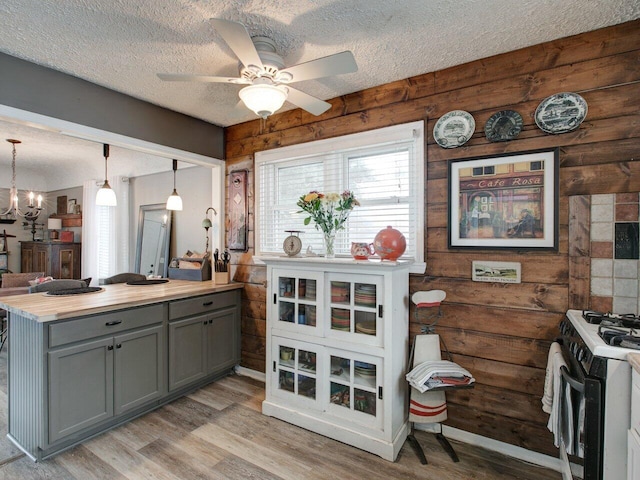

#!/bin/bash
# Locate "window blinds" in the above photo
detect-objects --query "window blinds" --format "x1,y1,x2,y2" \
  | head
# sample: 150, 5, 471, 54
256, 121, 424, 260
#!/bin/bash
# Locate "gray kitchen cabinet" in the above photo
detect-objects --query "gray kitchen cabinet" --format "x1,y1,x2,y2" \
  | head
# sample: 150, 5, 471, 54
49, 337, 114, 443
48, 323, 165, 444
2, 282, 243, 461
168, 290, 240, 391
168, 315, 207, 390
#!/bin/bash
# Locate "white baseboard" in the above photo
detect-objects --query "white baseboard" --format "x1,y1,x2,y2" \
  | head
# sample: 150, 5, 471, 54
234, 365, 266, 382
235, 367, 580, 476
415, 423, 581, 475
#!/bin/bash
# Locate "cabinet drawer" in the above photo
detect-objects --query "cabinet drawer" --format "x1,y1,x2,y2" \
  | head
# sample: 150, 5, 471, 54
49, 304, 164, 348
169, 291, 237, 320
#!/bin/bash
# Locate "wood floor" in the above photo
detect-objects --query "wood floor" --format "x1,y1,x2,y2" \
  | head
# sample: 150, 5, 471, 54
0, 363, 561, 480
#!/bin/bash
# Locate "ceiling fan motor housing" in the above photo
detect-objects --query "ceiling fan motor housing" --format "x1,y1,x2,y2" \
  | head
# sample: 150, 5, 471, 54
240, 36, 287, 81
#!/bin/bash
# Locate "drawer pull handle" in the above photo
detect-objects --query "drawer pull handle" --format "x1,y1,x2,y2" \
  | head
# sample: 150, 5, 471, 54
202, 301, 214, 306
105, 320, 122, 326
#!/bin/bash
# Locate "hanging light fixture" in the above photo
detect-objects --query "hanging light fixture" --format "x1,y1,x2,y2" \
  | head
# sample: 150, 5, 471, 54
95, 144, 117, 206
1, 139, 42, 221
238, 79, 288, 119
166, 159, 183, 211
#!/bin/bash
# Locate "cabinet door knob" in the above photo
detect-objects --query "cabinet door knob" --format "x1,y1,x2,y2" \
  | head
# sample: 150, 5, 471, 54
107, 345, 114, 351
116, 343, 122, 349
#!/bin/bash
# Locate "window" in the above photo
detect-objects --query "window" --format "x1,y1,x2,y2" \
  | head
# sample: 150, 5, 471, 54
255, 121, 424, 267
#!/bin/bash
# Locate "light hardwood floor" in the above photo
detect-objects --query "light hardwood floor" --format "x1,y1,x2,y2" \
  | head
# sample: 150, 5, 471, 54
0, 354, 561, 479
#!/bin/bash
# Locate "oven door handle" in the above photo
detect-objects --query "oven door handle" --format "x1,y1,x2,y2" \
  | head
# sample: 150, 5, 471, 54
560, 365, 585, 393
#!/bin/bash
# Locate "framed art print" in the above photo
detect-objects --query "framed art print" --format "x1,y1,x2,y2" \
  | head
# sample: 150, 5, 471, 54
448, 148, 559, 250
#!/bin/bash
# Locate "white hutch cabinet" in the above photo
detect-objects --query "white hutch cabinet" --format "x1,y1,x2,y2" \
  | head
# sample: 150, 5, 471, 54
261, 257, 410, 461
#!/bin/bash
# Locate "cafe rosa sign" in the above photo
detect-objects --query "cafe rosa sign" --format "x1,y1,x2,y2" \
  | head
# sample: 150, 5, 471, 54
460, 174, 543, 191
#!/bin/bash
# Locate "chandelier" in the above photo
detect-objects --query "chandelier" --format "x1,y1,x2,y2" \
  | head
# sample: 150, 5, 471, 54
1, 139, 42, 221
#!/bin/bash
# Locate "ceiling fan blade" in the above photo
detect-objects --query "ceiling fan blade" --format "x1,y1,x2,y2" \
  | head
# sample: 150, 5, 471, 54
286, 87, 332, 116
210, 18, 263, 70
279, 51, 357, 83
157, 73, 249, 84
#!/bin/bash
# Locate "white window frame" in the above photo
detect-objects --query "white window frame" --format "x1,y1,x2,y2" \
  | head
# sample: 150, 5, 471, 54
255, 121, 425, 274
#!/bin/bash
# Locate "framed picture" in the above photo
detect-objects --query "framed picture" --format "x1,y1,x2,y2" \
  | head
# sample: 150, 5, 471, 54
472, 260, 521, 283
67, 198, 77, 214
448, 148, 559, 250
227, 170, 248, 251
56, 195, 68, 215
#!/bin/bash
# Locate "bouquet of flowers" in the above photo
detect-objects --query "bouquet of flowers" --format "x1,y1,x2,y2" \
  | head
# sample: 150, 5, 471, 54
297, 190, 359, 257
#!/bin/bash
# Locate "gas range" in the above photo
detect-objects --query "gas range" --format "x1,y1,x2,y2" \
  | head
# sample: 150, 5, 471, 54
565, 309, 639, 362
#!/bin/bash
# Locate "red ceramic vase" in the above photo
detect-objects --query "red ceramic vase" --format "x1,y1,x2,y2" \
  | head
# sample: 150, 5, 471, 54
373, 226, 406, 261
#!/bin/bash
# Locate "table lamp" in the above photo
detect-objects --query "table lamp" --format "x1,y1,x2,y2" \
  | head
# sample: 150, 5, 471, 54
48, 218, 62, 240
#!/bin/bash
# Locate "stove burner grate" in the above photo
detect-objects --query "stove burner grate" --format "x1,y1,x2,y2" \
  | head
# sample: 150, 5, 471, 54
583, 310, 640, 328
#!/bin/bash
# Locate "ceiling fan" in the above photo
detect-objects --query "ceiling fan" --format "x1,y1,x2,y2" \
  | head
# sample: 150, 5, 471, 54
158, 18, 358, 119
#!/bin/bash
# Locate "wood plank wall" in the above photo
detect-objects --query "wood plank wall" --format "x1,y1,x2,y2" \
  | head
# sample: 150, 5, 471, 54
225, 20, 640, 456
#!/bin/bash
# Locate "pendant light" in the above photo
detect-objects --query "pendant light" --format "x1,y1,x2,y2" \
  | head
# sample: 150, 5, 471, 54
95, 144, 117, 206
166, 159, 183, 211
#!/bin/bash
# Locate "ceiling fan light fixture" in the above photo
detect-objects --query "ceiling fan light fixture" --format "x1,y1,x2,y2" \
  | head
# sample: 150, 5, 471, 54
239, 83, 288, 119
96, 143, 117, 206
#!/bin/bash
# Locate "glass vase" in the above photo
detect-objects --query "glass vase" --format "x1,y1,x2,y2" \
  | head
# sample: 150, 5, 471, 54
323, 230, 336, 259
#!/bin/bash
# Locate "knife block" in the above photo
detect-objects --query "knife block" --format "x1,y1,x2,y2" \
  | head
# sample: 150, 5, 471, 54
214, 271, 230, 284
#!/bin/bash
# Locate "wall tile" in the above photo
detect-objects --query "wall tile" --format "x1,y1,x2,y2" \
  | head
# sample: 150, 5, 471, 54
615, 203, 639, 222
591, 258, 613, 278
591, 277, 613, 296
591, 221, 613, 242
616, 193, 639, 203
591, 241, 613, 258
592, 194, 614, 205
614, 259, 638, 279
613, 296, 638, 315
592, 203, 614, 223
613, 277, 638, 297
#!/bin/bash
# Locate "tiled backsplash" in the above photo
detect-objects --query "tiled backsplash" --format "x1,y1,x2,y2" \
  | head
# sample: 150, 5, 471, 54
590, 193, 640, 314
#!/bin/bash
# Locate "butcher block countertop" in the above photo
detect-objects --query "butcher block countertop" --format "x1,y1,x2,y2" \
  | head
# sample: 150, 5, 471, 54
0, 279, 243, 323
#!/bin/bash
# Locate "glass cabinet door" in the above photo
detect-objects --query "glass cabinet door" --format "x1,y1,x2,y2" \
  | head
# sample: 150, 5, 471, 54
272, 269, 322, 336
271, 337, 322, 409
327, 350, 382, 428
327, 274, 383, 346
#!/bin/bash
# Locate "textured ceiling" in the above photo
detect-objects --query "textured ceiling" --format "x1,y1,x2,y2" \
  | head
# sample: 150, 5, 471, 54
0, 0, 638, 189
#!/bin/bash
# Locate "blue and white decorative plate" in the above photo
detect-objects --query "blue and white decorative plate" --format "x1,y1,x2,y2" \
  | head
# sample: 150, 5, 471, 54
535, 92, 588, 134
433, 110, 475, 148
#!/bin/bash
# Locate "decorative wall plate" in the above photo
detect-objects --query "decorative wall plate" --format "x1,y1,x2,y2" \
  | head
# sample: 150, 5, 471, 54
433, 110, 475, 148
484, 110, 523, 142
535, 92, 588, 134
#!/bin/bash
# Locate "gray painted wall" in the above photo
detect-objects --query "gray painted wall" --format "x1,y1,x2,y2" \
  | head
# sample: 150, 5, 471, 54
0, 52, 224, 159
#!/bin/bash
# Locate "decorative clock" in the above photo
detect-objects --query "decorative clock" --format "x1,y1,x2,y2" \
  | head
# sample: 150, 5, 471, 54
283, 230, 303, 257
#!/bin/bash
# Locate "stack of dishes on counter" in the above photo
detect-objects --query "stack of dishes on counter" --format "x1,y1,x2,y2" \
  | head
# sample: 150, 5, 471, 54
331, 308, 350, 331
331, 281, 349, 303
354, 283, 376, 308
354, 361, 376, 377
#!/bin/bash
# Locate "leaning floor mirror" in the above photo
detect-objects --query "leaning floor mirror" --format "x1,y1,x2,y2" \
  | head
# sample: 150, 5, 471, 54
135, 203, 172, 278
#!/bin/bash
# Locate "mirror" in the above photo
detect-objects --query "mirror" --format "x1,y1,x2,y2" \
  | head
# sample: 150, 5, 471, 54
135, 204, 172, 278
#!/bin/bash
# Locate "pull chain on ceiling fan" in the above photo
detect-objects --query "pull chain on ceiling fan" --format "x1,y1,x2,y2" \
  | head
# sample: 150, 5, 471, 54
158, 18, 358, 119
